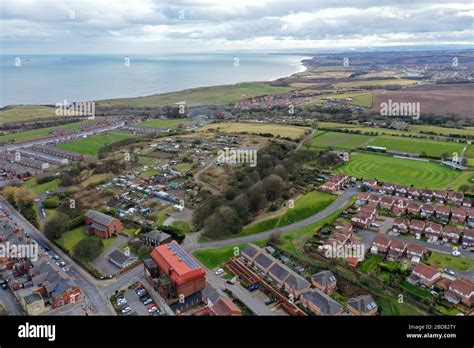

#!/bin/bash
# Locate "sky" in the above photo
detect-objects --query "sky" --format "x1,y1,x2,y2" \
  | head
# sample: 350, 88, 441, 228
1, 0, 473, 54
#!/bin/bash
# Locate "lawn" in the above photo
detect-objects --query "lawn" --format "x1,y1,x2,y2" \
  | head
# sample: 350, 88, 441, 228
24, 178, 59, 195
357, 254, 382, 274
242, 191, 336, 236
400, 280, 432, 300
55, 131, 133, 155
56, 226, 115, 254
425, 252, 474, 271
138, 118, 194, 129
311, 131, 375, 150
193, 240, 266, 269
98, 82, 293, 107
199, 122, 309, 140
173, 162, 193, 172
367, 135, 466, 158
333, 153, 460, 189
377, 297, 424, 315
171, 220, 192, 234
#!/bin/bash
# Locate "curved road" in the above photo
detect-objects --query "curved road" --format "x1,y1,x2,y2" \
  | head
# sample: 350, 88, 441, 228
184, 186, 358, 252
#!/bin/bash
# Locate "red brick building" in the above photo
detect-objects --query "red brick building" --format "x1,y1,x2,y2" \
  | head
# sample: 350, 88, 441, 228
85, 210, 123, 239
147, 241, 206, 301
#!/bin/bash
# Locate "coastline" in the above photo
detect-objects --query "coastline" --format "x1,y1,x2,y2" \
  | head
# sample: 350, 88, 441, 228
1, 54, 312, 107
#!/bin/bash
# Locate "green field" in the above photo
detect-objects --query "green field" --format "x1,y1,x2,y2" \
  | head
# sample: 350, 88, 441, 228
242, 191, 336, 236
139, 118, 195, 129
0, 105, 59, 124
56, 226, 115, 254
0, 120, 90, 143
308, 92, 374, 107
333, 153, 460, 189
24, 178, 59, 195
311, 131, 375, 150
367, 135, 466, 158
55, 131, 133, 155
200, 122, 310, 140
98, 82, 293, 107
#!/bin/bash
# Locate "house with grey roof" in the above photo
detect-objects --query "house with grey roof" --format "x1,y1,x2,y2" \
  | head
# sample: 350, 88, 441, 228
267, 262, 291, 287
347, 295, 378, 316
85, 210, 123, 239
311, 270, 337, 294
253, 253, 275, 273
284, 273, 311, 298
108, 249, 139, 269
301, 289, 343, 316
241, 244, 261, 262
140, 230, 173, 247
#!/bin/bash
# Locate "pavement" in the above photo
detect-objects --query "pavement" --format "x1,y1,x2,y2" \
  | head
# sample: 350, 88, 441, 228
185, 186, 358, 252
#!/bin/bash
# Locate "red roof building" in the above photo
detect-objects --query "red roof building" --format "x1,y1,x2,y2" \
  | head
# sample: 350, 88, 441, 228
149, 241, 206, 299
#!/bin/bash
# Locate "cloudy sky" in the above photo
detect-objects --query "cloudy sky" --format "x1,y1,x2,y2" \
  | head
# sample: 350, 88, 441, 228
1, 0, 473, 54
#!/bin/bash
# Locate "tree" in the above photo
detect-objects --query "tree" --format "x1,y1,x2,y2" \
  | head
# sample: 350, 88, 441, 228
73, 237, 103, 260
269, 230, 283, 245
459, 184, 469, 194
3, 186, 18, 205
43, 212, 70, 239
14, 187, 36, 209
263, 174, 285, 201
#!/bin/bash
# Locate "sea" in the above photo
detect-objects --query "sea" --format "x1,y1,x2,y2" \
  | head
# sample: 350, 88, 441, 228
0, 53, 309, 107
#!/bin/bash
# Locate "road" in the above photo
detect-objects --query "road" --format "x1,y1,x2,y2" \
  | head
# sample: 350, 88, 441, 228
185, 186, 358, 252
0, 196, 115, 315
194, 156, 220, 195
358, 230, 474, 280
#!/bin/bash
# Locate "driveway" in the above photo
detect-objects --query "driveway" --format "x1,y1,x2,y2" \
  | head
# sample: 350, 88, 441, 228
91, 235, 129, 275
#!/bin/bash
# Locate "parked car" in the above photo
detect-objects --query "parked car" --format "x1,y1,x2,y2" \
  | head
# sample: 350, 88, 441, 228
147, 303, 158, 312
443, 268, 455, 276
121, 307, 132, 314
226, 280, 234, 285
451, 248, 461, 257
215, 268, 225, 276
264, 297, 275, 305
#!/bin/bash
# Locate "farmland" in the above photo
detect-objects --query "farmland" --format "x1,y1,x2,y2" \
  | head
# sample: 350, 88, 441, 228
311, 131, 375, 150
307, 92, 374, 107
367, 135, 466, 158
98, 82, 293, 107
333, 153, 460, 189
199, 122, 310, 140
368, 83, 474, 117
55, 131, 133, 155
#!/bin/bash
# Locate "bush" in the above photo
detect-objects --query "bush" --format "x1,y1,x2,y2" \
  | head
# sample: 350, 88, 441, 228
42, 196, 60, 209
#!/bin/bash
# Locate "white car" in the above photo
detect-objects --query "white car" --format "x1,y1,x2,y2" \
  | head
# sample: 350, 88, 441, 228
451, 249, 461, 257
215, 268, 225, 276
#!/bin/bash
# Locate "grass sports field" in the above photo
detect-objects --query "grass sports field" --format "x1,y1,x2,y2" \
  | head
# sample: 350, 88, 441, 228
311, 131, 375, 150
98, 82, 292, 107
367, 136, 466, 158
307, 92, 374, 107
200, 122, 309, 140
333, 153, 460, 189
55, 131, 132, 155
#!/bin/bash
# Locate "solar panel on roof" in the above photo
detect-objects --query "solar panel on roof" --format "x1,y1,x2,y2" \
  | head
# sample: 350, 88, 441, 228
169, 242, 200, 270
